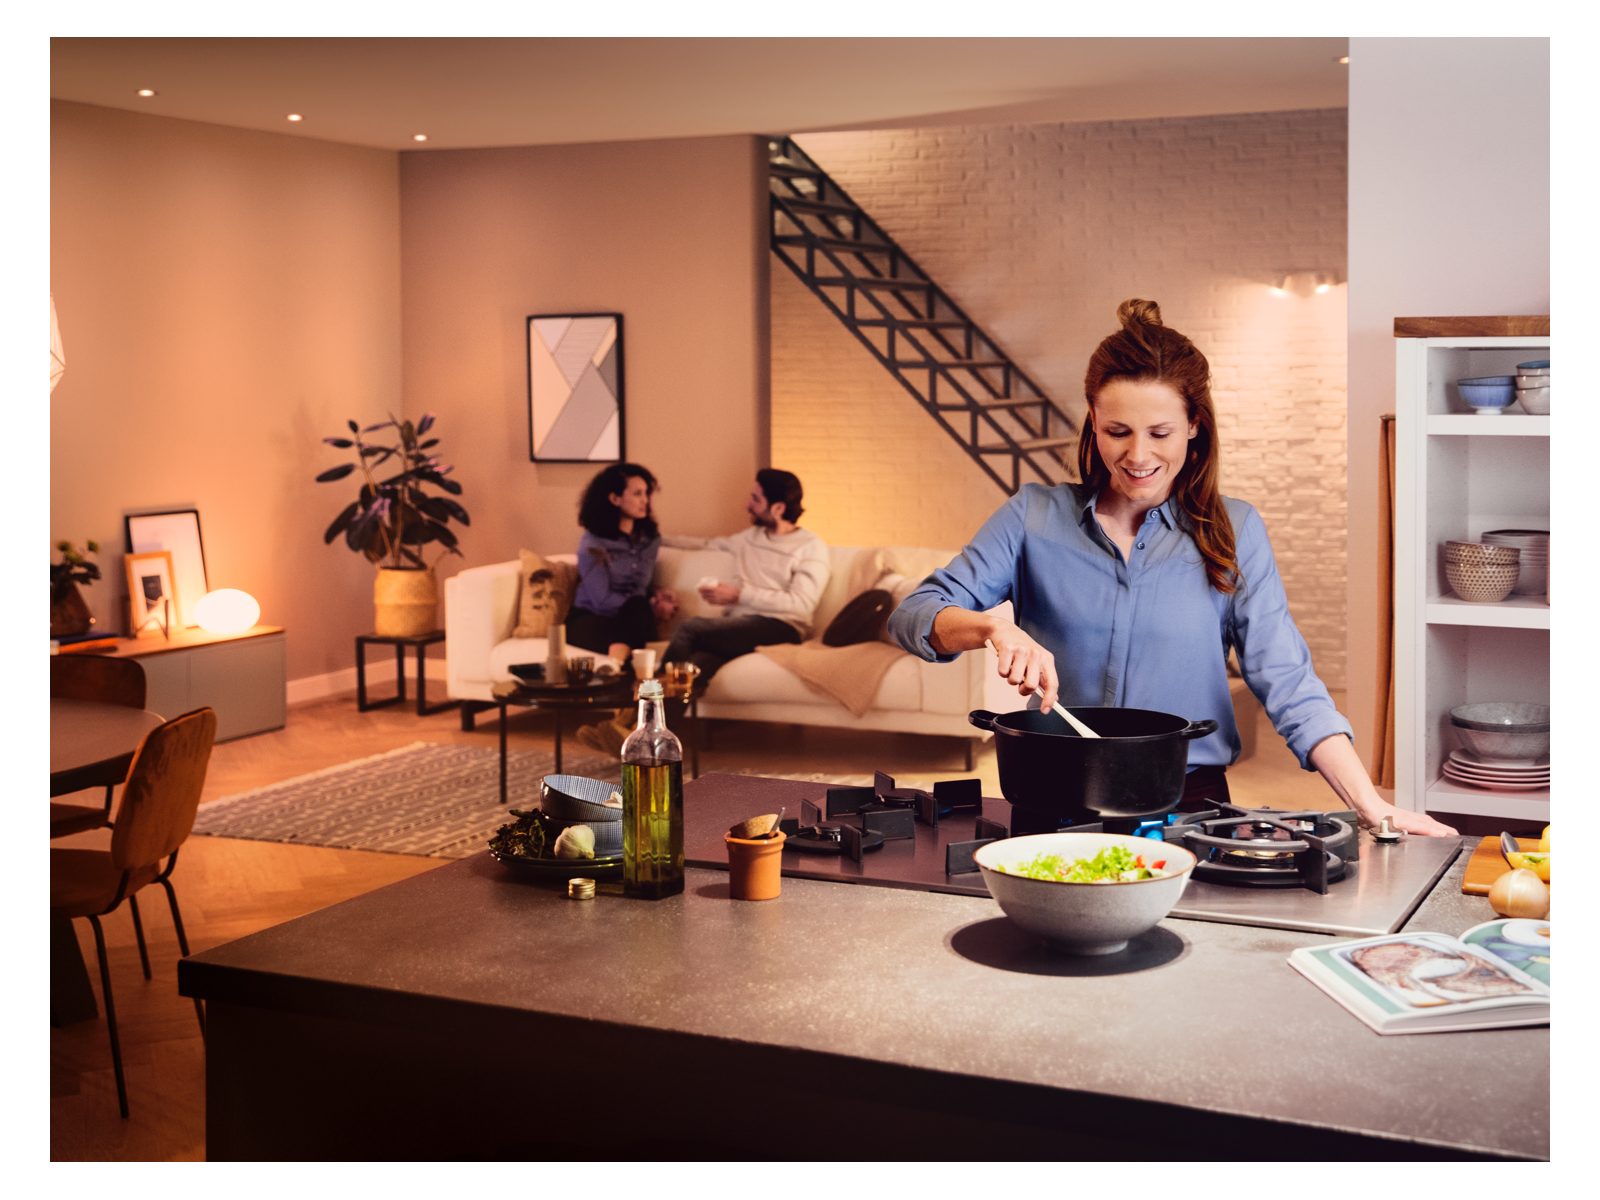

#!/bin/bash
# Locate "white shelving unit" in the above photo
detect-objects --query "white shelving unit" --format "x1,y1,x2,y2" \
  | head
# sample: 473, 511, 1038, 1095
1394, 331, 1550, 824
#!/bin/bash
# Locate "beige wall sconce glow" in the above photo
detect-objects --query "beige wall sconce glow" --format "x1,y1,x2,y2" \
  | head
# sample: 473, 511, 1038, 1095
287, 113, 304, 123
412, 133, 428, 142
1270, 270, 1339, 298
136, 88, 157, 97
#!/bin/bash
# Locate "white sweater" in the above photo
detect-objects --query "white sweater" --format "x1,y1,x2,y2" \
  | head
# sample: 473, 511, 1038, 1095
664, 526, 831, 635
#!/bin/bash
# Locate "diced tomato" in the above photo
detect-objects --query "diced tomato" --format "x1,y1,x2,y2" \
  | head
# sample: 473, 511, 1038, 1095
1152, 860, 1166, 870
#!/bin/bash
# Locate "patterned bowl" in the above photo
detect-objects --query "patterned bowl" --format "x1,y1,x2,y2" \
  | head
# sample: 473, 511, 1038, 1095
1444, 540, 1520, 568
1456, 376, 1517, 413
1445, 559, 1520, 603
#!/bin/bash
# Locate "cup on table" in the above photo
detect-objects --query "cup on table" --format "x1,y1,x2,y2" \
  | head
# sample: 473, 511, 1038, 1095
631, 647, 658, 680
565, 656, 595, 685
664, 660, 701, 697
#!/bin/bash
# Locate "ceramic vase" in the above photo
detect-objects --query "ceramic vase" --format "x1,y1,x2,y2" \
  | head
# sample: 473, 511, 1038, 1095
50, 581, 94, 638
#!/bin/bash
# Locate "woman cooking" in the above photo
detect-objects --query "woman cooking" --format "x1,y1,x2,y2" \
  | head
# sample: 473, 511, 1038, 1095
887, 299, 1455, 837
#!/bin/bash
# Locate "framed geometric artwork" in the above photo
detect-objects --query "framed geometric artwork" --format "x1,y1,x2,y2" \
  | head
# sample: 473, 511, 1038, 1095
125, 508, 209, 628
526, 312, 624, 463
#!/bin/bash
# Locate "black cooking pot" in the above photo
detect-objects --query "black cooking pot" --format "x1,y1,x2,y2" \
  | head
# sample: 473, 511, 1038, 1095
968, 707, 1218, 824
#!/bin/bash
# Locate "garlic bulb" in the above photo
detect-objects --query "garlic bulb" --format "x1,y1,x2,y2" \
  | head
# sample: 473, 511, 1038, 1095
1487, 867, 1549, 919
553, 825, 596, 860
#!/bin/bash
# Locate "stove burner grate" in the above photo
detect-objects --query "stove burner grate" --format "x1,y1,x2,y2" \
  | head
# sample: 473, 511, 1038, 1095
1165, 802, 1357, 894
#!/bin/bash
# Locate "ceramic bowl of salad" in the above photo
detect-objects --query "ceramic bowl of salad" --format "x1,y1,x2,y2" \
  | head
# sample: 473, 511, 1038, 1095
973, 832, 1197, 955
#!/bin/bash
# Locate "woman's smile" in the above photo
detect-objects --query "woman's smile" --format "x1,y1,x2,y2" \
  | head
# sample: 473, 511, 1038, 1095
1092, 378, 1197, 509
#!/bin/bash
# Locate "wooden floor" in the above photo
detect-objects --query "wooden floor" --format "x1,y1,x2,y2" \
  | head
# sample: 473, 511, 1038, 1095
49, 689, 1332, 1161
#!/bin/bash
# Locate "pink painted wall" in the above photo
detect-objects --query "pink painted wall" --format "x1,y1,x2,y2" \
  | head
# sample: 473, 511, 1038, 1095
399, 136, 770, 585
50, 100, 402, 681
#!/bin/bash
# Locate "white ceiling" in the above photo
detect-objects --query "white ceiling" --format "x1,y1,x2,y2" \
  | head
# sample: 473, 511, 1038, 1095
50, 37, 1349, 151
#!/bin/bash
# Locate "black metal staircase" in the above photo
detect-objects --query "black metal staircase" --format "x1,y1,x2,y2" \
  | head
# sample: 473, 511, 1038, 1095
768, 136, 1079, 494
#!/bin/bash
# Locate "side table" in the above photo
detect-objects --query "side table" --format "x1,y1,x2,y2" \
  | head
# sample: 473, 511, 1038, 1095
356, 631, 457, 717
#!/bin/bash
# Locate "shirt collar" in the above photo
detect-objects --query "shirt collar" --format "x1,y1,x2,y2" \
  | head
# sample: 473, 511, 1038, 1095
1074, 486, 1180, 531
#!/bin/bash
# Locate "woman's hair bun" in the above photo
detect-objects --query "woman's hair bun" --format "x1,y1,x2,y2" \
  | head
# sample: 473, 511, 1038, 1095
1117, 298, 1163, 330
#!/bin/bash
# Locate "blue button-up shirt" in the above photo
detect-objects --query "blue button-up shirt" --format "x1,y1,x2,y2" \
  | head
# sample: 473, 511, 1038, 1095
886, 483, 1352, 770
573, 530, 660, 617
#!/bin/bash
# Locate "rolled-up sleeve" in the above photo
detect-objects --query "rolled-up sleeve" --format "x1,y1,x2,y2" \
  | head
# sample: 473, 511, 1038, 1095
888, 489, 1028, 662
1228, 504, 1353, 769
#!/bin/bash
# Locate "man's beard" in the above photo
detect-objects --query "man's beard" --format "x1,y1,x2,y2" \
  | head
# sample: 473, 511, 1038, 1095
748, 510, 775, 530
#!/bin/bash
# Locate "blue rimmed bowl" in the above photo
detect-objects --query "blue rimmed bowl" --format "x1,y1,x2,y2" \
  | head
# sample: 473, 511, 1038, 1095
1456, 376, 1516, 414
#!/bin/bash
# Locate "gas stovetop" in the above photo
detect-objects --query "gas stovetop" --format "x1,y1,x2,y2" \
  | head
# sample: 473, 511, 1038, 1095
682, 773, 1461, 938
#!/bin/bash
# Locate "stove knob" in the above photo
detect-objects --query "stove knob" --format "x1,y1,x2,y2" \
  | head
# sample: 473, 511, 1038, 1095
1372, 816, 1405, 844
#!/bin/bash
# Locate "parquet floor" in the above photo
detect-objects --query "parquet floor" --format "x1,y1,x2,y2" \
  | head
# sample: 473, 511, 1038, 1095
49, 689, 1329, 1160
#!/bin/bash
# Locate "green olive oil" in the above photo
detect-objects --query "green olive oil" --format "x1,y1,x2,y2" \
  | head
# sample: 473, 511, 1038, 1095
621, 680, 684, 899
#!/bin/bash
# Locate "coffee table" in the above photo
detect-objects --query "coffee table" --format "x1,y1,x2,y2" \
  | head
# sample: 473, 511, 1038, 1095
491, 675, 634, 804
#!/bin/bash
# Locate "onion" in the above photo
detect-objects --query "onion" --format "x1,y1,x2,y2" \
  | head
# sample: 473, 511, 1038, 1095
1488, 867, 1549, 919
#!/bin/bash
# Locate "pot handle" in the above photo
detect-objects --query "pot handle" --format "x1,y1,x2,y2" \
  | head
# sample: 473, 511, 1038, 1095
1179, 719, 1219, 741
968, 709, 1001, 732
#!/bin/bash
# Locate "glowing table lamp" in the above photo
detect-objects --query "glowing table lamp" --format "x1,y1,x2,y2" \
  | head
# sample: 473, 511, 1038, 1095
194, 589, 261, 636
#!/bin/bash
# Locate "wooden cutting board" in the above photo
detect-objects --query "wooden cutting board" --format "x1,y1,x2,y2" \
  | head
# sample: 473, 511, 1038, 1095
1462, 834, 1539, 895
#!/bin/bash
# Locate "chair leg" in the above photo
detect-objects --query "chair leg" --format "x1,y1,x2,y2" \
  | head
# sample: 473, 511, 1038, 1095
159, 878, 205, 1037
127, 894, 153, 980
86, 914, 129, 1119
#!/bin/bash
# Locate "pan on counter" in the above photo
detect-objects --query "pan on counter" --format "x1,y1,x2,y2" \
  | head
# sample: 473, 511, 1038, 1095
969, 706, 1217, 824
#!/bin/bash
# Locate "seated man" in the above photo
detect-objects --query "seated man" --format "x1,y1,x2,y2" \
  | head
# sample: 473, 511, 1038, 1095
577, 468, 829, 752
659, 467, 830, 690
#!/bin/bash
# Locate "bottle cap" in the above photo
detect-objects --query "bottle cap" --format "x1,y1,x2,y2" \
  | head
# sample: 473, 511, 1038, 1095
639, 679, 664, 700
567, 877, 596, 900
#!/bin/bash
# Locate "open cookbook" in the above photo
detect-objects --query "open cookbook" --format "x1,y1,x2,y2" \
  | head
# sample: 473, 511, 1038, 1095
1288, 918, 1550, 1035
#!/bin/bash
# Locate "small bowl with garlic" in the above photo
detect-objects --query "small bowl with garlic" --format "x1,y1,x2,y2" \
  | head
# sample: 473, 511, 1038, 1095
540, 774, 624, 856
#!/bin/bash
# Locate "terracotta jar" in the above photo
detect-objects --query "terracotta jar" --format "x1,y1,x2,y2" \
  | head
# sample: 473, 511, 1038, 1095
724, 831, 786, 901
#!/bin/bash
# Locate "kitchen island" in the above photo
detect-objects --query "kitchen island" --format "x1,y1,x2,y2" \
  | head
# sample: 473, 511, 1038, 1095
179, 774, 1547, 1160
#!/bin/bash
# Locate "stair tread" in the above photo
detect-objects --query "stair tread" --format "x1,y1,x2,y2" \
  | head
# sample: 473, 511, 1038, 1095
935, 397, 1050, 410
977, 437, 1076, 452
770, 161, 821, 177
811, 275, 932, 289
773, 196, 857, 215
775, 234, 894, 254
854, 318, 968, 328
894, 359, 1009, 369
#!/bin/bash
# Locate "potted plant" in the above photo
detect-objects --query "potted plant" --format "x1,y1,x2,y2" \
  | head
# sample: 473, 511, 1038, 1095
51, 540, 101, 638
316, 413, 470, 637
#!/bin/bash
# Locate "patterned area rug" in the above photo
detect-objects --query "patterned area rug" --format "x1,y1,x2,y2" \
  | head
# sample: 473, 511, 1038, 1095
191, 742, 620, 859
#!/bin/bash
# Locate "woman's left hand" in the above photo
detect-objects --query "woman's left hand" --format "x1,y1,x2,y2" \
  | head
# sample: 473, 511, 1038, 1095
1359, 800, 1459, 838
1308, 735, 1459, 838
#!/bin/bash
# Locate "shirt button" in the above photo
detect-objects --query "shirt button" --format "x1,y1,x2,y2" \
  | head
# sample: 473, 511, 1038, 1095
1136, 542, 1145, 550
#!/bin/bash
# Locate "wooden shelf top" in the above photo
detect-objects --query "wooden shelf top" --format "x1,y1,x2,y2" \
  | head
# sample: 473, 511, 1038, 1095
102, 624, 285, 659
1394, 315, 1550, 338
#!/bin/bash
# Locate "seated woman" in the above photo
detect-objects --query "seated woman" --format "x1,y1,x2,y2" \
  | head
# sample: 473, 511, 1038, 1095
566, 463, 678, 664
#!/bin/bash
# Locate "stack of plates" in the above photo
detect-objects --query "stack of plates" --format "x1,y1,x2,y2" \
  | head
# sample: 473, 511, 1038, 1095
1441, 749, 1549, 792
1482, 529, 1548, 596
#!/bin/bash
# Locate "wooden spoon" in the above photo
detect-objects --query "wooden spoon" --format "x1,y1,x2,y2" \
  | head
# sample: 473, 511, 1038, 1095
984, 638, 1100, 739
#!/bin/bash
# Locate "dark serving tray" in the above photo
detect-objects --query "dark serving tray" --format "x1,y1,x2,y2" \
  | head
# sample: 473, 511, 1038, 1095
489, 848, 624, 881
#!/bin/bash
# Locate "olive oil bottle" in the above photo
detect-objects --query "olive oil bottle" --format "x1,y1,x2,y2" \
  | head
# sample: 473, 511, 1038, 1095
621, 679, 684, 898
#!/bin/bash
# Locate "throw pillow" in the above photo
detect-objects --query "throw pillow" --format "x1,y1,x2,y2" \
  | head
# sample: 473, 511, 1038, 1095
513, 550, 577, 638
873, 572, 922, 645
822, 588, 895, 648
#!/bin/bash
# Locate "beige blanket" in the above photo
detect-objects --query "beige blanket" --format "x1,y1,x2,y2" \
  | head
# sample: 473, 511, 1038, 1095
757, 639, 908, 717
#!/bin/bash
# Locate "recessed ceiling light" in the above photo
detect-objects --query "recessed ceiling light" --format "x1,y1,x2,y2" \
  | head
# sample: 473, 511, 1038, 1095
1335, 55, 1349, 65
287, 113, 304, 123
412, 133, 428, 143
136, 88, 157, 98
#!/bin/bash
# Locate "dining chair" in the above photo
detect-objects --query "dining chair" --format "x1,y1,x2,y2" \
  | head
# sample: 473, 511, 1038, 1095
51, 706, 216, 1118
50, 655, 148, 837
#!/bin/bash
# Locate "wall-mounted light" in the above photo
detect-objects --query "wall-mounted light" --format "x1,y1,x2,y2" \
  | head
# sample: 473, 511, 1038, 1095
411, 133, 429, 143
136, 88, 157, 98
1335, 55, 1349, 65
194, 588, 261, 636
287, 113, 304, 123
1270, 270, 1341, 298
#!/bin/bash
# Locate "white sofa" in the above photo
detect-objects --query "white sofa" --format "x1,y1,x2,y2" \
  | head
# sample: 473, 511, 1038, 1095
444, 543, 1020, 758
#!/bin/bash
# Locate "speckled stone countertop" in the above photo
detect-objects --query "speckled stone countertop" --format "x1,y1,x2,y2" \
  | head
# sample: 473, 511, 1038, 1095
182, 832, 1547, 1159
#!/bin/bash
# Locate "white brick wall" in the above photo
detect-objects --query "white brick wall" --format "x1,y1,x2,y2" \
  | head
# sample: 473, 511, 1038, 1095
773, 110, 1348, 688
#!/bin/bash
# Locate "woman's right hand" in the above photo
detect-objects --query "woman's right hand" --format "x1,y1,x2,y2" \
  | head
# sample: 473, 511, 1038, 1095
986, 622, 1060, 712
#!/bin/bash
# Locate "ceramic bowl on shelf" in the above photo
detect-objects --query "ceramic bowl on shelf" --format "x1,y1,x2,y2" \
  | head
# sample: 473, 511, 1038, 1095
1517, 387, 1550, 415
1449, 702, 1550, 760
1481, 531, 1547, 594
1455, 376, 1517, 414
1445, 559, 1520, 603
1445, 539, 1520, 565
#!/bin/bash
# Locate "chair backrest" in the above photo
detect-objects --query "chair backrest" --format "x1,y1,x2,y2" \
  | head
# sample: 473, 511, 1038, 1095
110, 707, 217, 871
50, 654, 147, 709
